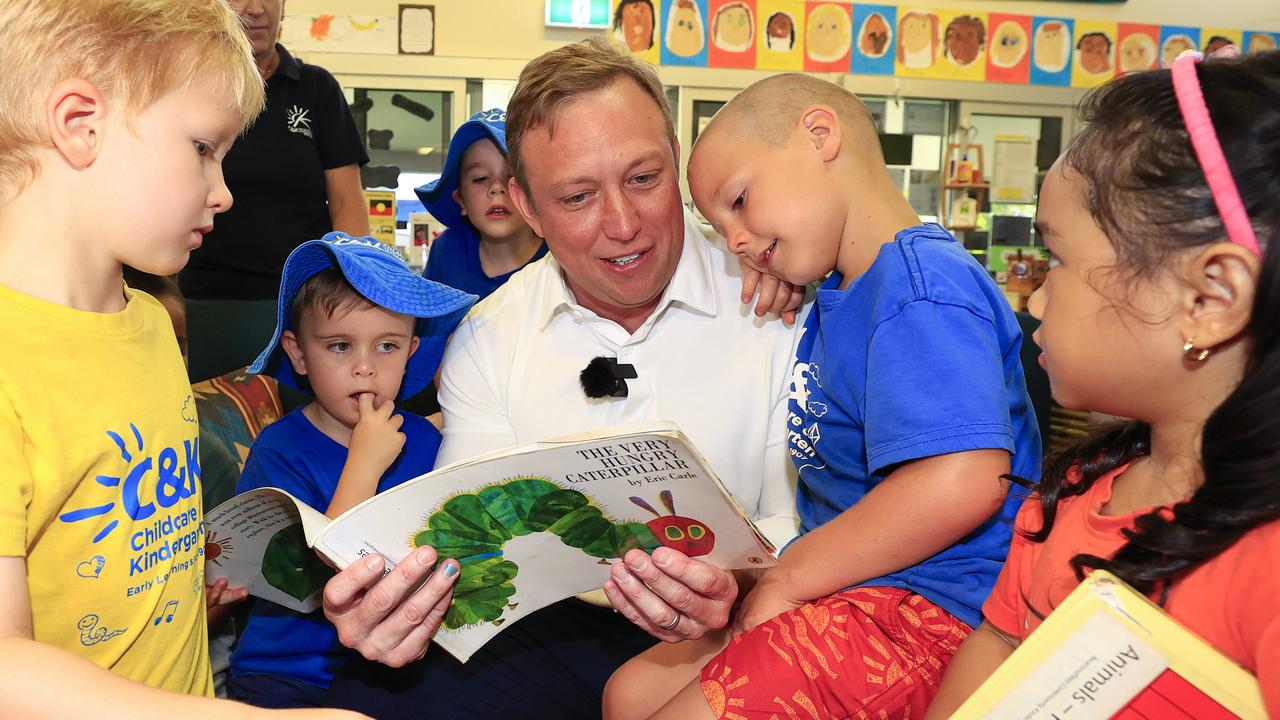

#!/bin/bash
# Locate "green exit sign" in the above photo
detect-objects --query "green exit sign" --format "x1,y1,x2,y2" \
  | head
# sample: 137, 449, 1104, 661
546, 0, 610, 28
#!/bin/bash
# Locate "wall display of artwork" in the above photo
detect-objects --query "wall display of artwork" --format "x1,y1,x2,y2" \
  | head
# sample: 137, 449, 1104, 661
610, 0, 1278, 87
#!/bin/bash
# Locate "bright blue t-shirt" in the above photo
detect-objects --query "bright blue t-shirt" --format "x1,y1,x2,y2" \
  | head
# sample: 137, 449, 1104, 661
230, 407, 442, 690
788, 224, 1041, 629
423, 224, 548, 301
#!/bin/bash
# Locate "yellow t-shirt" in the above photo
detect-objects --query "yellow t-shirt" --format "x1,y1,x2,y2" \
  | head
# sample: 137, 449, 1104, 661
0, 283, 212, 695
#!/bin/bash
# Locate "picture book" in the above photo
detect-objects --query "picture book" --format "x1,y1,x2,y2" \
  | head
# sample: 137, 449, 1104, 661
951, 570, 1265, 720
203, 421, 777, 662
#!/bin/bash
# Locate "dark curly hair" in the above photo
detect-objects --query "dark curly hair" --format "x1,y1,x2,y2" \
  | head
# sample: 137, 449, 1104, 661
1029, 50, 1280, 598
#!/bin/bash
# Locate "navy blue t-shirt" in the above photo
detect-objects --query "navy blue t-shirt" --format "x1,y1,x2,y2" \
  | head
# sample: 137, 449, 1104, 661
231, 407, 441, 689
788, 224, 1041, 629
423, 224, 547, 301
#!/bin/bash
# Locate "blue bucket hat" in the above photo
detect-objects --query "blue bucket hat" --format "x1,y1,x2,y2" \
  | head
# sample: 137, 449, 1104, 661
249, 232, 478, 399
414, 108, 509, 229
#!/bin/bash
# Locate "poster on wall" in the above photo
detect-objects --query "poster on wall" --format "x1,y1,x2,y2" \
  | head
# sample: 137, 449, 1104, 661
931, 10, 987, 81
281, 14, 398, 54
1029, 17, 1073, 86
708, 0, 757, 68
1071, 19, 1116, 88
612, 0, 662, 64
986, 13, 1031, 84
1244, 30, 1279, 54
756, 0, 805, 70
660, 0, 709, 65
1201, 28, 1241, 54
850, 4, 894, 75
1158, 25, 1199, 68
399, 5, 435, 55
803, 2, 853, 73
1115, 23, 1159, 75
894, 8, 942, 78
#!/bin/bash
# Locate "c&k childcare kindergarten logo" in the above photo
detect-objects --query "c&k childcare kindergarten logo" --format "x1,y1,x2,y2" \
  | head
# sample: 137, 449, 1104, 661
286, 105, 314, 138
58, 423, 203, 577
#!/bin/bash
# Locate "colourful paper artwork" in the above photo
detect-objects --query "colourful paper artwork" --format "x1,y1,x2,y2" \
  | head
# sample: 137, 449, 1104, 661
661, 0, 709, 65
604, 0, 1278, 89
612, 0, 661, 63
934, 10, 987, 81
804, 2, 853, 72
1201, 28, 1241, 55
1030, 17, 1073, 86
708, 0, 756, 67
1071, 20, 1116, 88
987, 14, 1031, 84
1159, 25, 1199, 68
756, 0, 805, 70
1244, 30, 1279, 55
850, 4, 894, 75
1116, 23, 1159, 75
894, 8, 941, 77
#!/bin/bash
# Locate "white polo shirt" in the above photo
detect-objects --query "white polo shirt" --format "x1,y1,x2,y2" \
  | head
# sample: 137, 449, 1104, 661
436, 209, 804, 548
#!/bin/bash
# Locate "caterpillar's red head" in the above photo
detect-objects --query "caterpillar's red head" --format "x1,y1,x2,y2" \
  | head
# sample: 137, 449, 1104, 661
630, 490, 715, 557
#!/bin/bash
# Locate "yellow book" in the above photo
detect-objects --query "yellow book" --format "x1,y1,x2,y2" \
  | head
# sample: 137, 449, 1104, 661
951, 571, 1265, 719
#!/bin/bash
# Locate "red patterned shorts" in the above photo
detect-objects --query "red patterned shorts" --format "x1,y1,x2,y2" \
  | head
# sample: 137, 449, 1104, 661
699, 587, 971, 720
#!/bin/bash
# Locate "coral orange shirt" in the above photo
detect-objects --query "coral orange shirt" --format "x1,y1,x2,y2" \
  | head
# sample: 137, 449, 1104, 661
984, 464, 1280, 716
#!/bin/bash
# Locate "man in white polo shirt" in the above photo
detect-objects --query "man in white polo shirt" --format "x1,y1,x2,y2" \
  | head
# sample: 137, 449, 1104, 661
322, 38, 803, 718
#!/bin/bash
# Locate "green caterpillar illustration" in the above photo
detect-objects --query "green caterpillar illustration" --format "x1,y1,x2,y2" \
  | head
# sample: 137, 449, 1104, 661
412, 477, 712, 630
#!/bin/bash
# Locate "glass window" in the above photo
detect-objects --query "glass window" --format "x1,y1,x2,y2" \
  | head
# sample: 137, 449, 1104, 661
344, 87, 453, 221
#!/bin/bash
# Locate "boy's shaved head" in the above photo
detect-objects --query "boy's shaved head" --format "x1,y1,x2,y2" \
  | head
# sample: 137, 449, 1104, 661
698, 73, 882, 161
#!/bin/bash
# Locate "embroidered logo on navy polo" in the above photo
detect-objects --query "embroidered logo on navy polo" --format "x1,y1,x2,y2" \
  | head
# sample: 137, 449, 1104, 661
286, 105, 314, 138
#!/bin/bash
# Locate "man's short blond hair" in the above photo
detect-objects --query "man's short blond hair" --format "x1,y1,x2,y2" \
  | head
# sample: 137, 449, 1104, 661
506, 37, 677, 192
699, 73, 882, 161
0, 0, 265, 198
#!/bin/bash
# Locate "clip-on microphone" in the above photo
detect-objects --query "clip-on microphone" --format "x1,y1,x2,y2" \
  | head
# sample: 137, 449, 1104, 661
580, 356, 638, 398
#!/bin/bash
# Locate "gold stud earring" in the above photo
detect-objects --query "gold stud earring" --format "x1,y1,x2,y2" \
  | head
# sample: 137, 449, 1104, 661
1183, 338, 1211, 362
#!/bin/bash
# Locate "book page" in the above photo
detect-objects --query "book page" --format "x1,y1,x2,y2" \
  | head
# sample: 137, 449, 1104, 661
204, 488, 333, 612
312, 426, 775, 662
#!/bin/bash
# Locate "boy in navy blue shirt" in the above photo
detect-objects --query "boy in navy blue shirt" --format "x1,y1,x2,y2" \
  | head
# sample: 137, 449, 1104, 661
606, 74, 1040, 719
228, 233, 475, 707
416, 109, 546, 300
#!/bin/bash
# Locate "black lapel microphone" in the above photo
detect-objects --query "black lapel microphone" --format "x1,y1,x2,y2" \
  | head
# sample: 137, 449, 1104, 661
580, 356, 638, 398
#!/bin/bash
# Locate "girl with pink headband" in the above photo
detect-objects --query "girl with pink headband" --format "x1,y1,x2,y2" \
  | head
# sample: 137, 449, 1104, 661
926, 49, 1280, 717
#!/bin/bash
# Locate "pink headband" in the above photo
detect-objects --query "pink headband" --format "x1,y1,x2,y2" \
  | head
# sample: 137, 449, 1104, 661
1171, 51, 1262, 257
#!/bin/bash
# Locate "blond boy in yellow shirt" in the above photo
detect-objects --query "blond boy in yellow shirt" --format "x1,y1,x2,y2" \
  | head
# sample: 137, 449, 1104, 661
0, 1, 361, 716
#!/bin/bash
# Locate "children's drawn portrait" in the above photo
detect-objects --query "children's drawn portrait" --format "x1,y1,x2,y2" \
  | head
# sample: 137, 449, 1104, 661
1075, 31, 1113, 75
1161, 33, 1195, 67
944, 15, 985, 67
1249, 32, 1280, 53
1118, 32, 1157, 73
712, 2, 753, 52
806, 3, 851, 63
613, 0, 656, 52
897, 11, 939, 69
990, 19, 1027, 69
1203, 35, 1233, 54
1033, 20, 1070, 73
857, 11, 891, 58
765, 11, 795, 51
1248, 33, 1277, 54
665, 0, 705, 57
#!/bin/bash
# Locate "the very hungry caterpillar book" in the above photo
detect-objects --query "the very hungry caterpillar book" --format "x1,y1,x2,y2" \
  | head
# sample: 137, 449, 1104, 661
204, 422, 777, 661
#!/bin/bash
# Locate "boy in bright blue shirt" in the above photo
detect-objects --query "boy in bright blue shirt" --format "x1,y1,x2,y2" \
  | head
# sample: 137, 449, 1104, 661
416, 109, 546, 300
607, 74, 1040, 719
228, 233, 475, 707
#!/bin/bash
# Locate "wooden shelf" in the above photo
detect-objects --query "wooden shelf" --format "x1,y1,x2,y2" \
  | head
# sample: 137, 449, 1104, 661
945, 224, 978, 232
944, 182, 990, 190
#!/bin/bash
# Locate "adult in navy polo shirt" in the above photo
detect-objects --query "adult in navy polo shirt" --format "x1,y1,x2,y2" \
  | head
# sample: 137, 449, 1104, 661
180, 0, 369, 301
